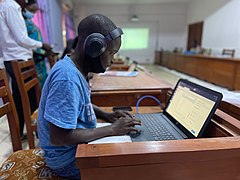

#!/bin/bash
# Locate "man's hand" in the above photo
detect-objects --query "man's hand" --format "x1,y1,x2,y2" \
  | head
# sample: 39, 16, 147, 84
45, 50, 54, 56
42, 43, 52, 51
110, 117, 141, 136
105, 110, 134, 123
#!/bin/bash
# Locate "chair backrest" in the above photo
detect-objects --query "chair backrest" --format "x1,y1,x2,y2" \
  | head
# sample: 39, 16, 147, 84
128, 63, 137, 72
0, 69, 61, 179
202, 48, 212, 56
222, 49, 235, 57
11, 60, 41, 148
0, 69, 22, 151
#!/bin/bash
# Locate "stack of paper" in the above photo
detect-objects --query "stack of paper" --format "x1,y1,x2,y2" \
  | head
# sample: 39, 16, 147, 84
89, 123, 132, 144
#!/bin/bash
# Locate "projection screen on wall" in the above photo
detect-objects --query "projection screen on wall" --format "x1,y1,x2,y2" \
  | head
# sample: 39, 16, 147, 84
120, 28, 149, 50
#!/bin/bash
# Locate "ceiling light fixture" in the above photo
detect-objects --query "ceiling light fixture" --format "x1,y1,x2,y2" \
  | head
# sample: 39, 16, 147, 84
130, 14, 139, 22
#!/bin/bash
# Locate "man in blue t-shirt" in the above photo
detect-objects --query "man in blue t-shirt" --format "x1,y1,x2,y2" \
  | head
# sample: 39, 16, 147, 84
38, 14, 141, 179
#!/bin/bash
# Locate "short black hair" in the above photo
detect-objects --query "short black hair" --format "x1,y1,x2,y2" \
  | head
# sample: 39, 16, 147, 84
25, 0, 37, 6
77, 14, 117, 43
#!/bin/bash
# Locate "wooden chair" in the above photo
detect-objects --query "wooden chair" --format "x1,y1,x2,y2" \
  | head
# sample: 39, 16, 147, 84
0, 68, 61, 179
202, 48, 212, 56
222, 49, 235, 57
127, 63, 137, 72
11, 60, 41, 149
0, 69, 22, 152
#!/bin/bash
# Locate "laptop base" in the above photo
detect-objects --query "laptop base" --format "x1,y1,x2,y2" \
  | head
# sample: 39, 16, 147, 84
131, 113, 186, 142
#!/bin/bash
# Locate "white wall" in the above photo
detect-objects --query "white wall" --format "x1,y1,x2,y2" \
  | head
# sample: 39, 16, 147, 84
202, 0, 240, 56
71, 1, 240, 63
187, 0, 240, 56
187, 0, 230, 24
48, 0, 64, 52
73, 3, 187, 64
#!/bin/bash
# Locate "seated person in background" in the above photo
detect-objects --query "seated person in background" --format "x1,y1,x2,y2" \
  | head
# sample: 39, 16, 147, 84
38, 14, 141, 179
184, 40, 202, 55
22, 0, 52, 88
190, 40, 202, 54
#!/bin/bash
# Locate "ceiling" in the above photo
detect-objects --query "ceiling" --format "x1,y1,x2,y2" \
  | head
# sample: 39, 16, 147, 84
72, 0, 192, 5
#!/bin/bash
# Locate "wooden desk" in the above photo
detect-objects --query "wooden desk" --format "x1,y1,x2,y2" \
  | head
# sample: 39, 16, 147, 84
159, 52, 240, 90
112, 60, 125, 64
76, 106, 240, 180
90, 72, 172, 106
76, 137, 240, 180
108, 64, 131, 71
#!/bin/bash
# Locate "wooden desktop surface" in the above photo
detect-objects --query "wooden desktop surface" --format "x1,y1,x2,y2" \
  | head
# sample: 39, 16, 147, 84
91, 71, 172, 92
108, 64, 131, 71
76, 106, 240, 180
90, 72, 172, 106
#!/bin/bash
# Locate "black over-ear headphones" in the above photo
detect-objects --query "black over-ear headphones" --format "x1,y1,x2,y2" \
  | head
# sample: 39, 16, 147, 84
84, 27, 123, 58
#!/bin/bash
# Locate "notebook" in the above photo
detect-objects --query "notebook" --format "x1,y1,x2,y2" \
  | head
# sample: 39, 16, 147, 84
131, 79, 223, 142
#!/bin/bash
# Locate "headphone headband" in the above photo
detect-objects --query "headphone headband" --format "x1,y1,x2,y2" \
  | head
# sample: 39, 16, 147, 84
105, 27, 123, 42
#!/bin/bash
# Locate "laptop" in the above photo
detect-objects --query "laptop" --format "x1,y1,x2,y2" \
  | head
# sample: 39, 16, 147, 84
131, 79, 223, 142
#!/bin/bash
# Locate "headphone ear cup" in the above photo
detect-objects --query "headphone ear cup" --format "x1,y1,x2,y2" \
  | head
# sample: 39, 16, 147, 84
84, 33, 107, 58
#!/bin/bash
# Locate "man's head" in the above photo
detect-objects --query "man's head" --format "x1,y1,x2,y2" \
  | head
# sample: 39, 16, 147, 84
75, 14, 123, 74
22, 0, 38, 19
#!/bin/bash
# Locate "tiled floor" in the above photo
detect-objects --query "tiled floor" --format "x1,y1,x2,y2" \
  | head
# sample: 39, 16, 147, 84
0, 64, 239, 165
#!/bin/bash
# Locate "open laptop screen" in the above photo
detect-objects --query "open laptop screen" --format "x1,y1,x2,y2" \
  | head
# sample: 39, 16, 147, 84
164, 80, 222, 137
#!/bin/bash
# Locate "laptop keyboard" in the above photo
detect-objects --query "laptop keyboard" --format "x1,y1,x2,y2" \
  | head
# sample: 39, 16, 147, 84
138, 114, 177, 141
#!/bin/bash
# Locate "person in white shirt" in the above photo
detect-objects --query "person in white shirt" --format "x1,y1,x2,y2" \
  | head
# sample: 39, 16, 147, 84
0, 0, 52, 137
0, 38, 4, 68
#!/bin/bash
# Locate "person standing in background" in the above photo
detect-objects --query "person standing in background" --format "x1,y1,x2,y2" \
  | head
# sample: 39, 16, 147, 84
22, 0, 49, 88
0, 39, 3, 69
0, 0, 52, 138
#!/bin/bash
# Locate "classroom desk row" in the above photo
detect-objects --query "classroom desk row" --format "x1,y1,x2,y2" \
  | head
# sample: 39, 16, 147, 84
76, 70, 240, 180
156, 52, 240, 90
90, 71, 172, 106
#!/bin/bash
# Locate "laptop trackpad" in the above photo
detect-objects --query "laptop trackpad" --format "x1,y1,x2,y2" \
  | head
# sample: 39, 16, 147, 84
131, 125, 153, 142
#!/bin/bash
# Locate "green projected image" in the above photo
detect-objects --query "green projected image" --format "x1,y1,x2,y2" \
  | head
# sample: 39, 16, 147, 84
120, 28, 149, 50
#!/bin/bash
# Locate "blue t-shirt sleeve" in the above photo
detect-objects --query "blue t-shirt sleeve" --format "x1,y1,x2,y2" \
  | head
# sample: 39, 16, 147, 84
44, 80, 82, 129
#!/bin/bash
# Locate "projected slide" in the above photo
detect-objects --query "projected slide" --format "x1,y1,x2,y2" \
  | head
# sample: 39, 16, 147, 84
120, 28, 149, 50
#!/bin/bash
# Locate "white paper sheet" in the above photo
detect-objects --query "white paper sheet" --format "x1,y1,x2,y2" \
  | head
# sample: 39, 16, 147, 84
89, 123, 132, 144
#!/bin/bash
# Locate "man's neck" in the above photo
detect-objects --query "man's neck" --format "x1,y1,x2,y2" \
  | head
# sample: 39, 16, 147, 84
70, 53, 87, 78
